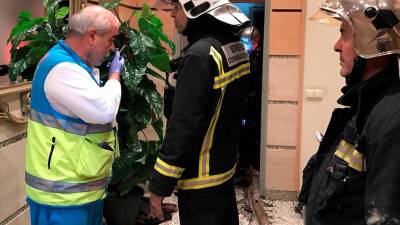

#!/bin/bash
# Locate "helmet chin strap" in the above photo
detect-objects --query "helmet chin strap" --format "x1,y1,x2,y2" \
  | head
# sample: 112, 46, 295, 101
337, 56, 367, 106
345, 56, 367, 88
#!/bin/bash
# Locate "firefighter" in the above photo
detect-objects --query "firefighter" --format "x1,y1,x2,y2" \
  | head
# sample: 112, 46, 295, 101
299, 0, 400, 224
149, 0, 251, 224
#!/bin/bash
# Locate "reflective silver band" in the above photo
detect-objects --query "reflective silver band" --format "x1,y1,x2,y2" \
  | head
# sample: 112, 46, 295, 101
30, 108, 112, 135
25, 172, 110, 193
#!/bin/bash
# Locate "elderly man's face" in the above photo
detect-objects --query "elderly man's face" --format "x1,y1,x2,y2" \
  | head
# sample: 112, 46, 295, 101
170, 1, 188, 34
333, 21, 358, 77
89, 20, 119, 67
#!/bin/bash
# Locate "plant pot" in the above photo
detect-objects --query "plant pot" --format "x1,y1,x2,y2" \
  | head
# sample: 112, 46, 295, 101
103, 186, 144, 225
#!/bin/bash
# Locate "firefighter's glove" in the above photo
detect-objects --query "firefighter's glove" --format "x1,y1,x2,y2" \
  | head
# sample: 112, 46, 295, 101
108, 51, 125, 75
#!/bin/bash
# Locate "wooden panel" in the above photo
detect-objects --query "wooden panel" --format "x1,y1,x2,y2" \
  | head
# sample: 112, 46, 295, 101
266, 104, 297, 146
268, 57, 299, 101
271, 0, 302, 9
265, 149, 297, 191
269, 12, 302, 55
0, 140, 27, 222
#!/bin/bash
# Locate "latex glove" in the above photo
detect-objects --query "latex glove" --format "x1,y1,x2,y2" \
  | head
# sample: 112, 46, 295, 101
149, 192, 165, 221
108, 51, 124, 75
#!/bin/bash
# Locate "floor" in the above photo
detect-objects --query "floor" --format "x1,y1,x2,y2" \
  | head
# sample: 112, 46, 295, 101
159, 187, 303, 225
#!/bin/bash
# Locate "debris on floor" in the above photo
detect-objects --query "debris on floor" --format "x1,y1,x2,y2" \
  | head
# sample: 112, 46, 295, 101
261, 199, 303, 225
158, 188, 304, 225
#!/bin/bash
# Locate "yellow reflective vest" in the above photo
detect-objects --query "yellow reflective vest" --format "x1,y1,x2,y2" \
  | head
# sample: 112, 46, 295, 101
25, 41, 118, 206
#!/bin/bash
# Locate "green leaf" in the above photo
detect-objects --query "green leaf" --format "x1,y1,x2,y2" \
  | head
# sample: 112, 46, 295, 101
19, 11, 32, 22
134, 77, 163, 118
8, 46, 33, 81
101, 0, 122, 9
123, 61, 147, 88
55, 7, 69, 20
138, 15, 175, 53
142, 35, 155, 48
129, 99, 152, 126
146, 67, 166, 82
30, 40, 52, 62
7, 15, 46, 43
141, 4, 153, 19
43, 0, 62, 9
147, 48, 170, 72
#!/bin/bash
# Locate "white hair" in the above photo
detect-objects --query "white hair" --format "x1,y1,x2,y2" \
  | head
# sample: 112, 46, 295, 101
68, 5, 120, 36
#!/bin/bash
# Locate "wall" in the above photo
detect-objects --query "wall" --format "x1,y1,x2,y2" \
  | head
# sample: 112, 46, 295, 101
263, 0, 303, 195
0, 94, 30, 225
299, 0, 344, 187
0, 1, 43, 225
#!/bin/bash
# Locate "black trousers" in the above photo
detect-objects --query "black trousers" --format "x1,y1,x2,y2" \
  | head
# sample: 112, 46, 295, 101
177, 184, 239, 225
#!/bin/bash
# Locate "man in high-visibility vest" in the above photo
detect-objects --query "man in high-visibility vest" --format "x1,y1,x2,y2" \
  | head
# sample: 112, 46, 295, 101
25, 5, 124, 225
149, 0, 251, 224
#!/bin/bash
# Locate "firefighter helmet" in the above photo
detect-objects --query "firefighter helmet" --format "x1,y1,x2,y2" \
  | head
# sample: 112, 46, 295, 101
155, 0, 249, 26
310, 0, 400, 58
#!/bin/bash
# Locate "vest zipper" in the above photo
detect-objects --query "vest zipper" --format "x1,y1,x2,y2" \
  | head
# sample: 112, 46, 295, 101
48, 137, 56, 170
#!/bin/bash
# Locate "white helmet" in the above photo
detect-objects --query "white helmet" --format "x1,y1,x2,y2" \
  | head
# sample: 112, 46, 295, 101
310, 0, 400, 58
155, 0, 249, 26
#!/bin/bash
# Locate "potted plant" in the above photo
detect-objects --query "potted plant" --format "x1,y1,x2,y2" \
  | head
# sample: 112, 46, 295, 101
7, 1, 175, 224
100, 2, 175, 225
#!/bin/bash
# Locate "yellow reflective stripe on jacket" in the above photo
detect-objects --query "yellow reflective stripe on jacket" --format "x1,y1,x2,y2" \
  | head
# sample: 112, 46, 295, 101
213, 63, 251, 89
154, 157, 185, 178
177, 165, 236, 190
334, 140, 365, 172
210, 46, 223, 75
209, 46, 251, 89
199, 88, 226, 177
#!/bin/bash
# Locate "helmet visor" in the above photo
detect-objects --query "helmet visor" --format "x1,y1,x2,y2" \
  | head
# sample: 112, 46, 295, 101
309, 9, 342, 26
208, 4, 250, 25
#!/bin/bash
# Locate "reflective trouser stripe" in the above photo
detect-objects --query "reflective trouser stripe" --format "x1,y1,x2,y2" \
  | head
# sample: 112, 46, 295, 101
25, 172, 110, 193
154, 157, 185, 178
177, 165, 236, 190
334, 140, 365, 172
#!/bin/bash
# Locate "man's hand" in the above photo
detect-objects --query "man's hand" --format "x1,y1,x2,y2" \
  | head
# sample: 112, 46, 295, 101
149, 192, 165, 221
108, 50, 125, 75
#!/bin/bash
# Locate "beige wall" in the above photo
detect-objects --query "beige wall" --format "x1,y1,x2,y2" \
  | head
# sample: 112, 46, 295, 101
0, 1, 43, 225
264, 0, 303, 193
299, 0, 344, 186
0, 94, 29, 225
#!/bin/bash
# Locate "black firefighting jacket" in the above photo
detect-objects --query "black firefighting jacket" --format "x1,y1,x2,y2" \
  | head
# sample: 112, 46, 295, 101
149, 31, 251, 197
299, 62, 400, 225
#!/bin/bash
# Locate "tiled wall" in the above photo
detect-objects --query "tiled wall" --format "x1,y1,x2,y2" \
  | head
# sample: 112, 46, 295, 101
0, 1, 42, 224
264, 0, 304, 192
0, 102, 29, 225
